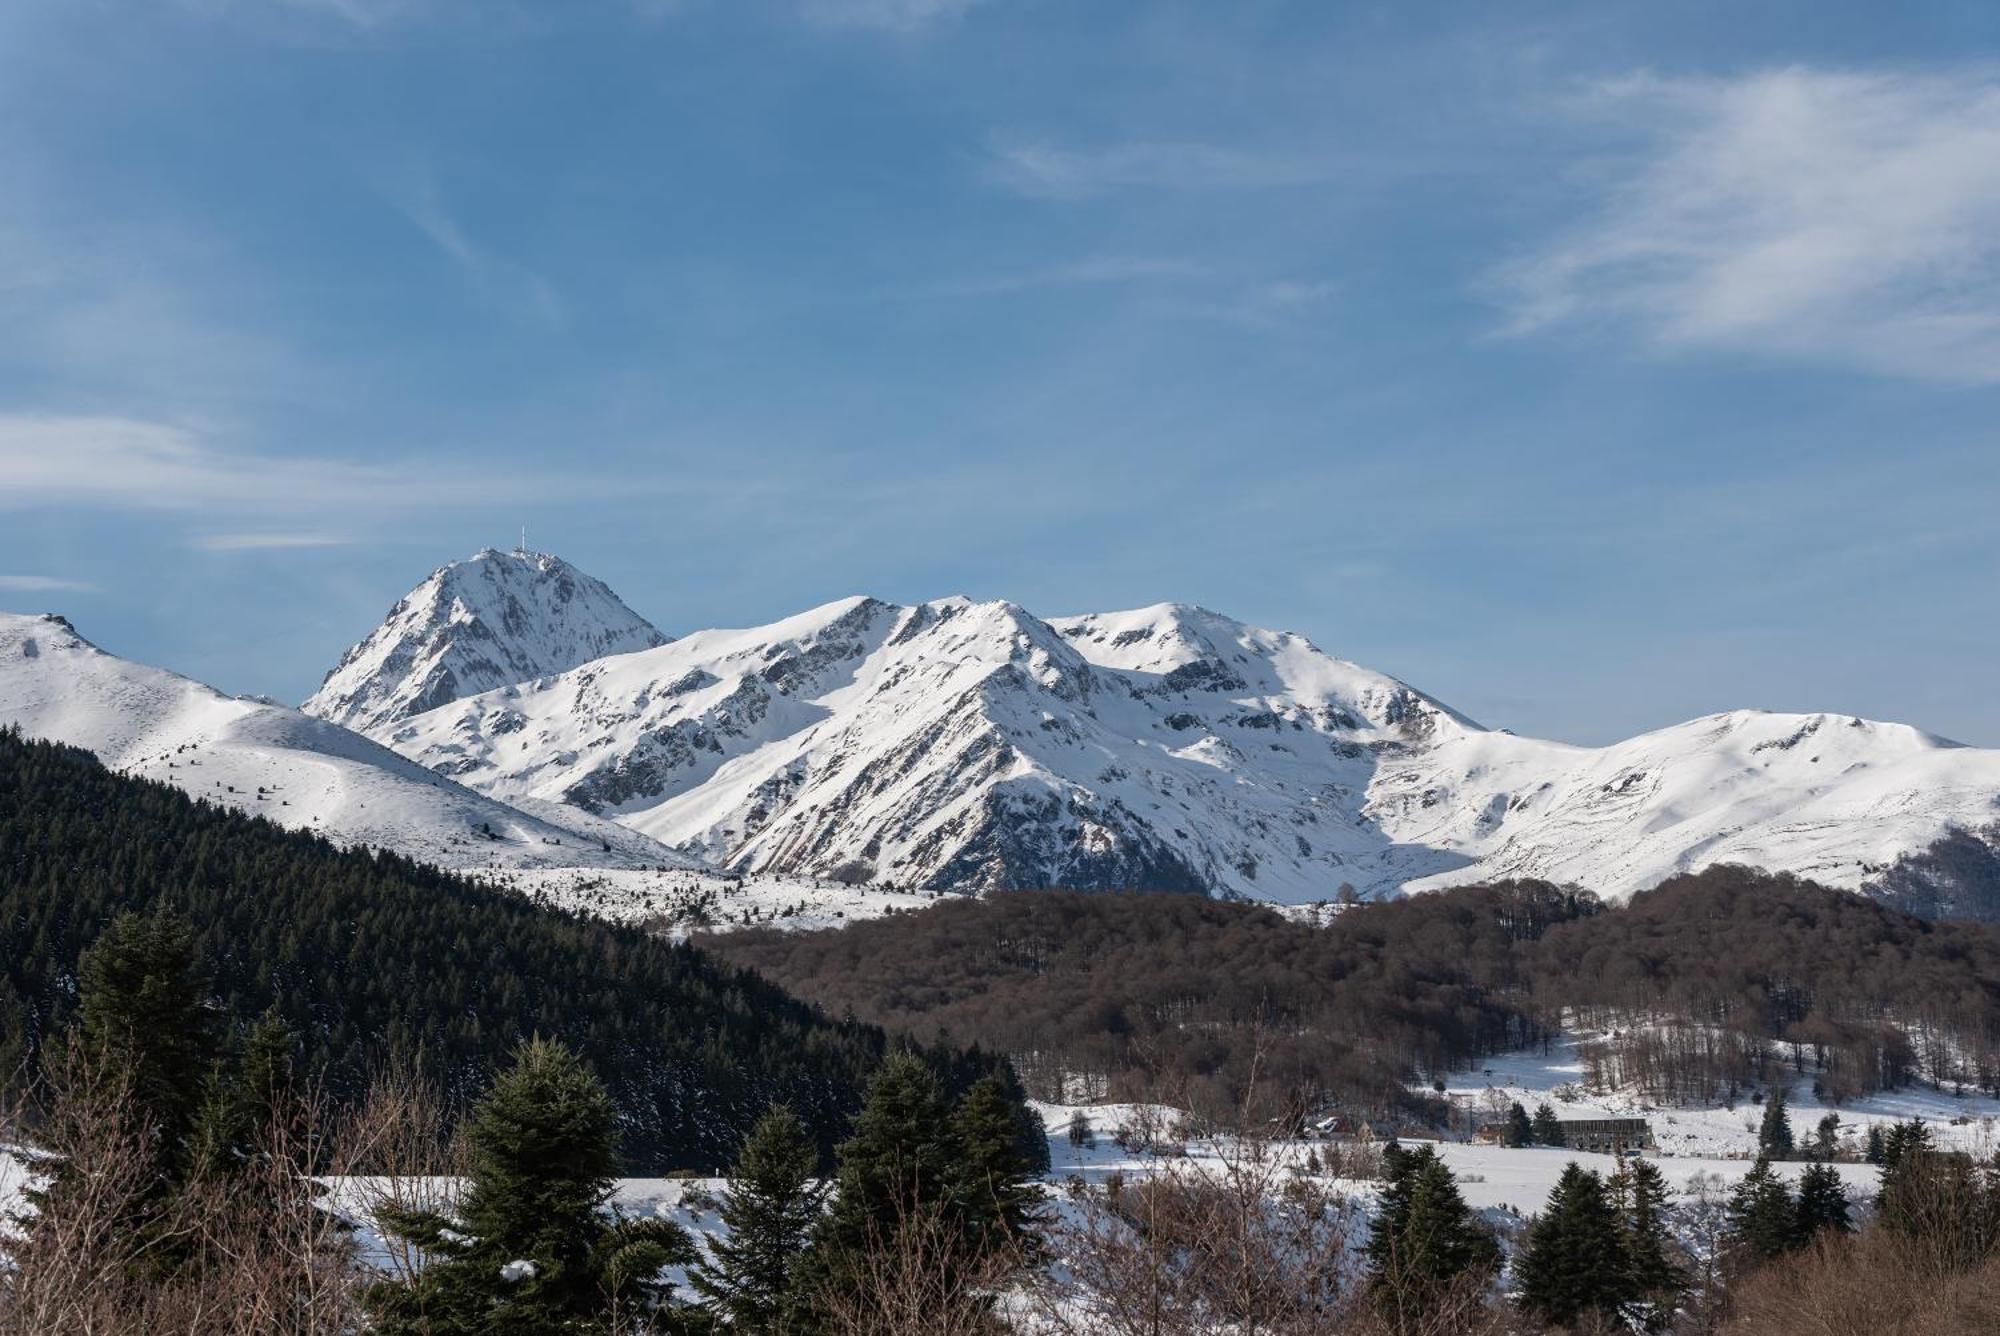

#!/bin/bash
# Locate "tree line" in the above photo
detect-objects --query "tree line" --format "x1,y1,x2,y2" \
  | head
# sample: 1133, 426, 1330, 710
702, 867, 2000, 1125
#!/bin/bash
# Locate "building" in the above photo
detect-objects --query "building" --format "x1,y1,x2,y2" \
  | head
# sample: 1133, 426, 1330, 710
1556, 1117, 1654, 1155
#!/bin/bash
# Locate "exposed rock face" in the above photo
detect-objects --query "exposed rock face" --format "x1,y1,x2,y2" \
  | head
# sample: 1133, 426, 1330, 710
304, 547, 667, 735
313, 556, 2000, 906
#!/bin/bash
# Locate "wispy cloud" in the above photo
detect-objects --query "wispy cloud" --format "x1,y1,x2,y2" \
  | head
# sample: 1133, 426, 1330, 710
1497, 67, 2000, 383
799, 0, 983, 32
987, 138, 1333, 199
191, 532, 355, 552
0, 414, 517, 513
0, 574, 97, 593
389, 170, 566, 331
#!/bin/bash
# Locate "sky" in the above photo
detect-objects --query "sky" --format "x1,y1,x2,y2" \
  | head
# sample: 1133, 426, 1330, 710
2, 0, 1998, 746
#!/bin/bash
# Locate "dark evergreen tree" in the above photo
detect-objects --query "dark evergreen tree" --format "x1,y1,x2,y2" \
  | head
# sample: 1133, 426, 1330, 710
1503, 1101, 1534, 1148
952, 1073, 1047, 1261
1758, 1087, 1795, 1160
808, 1051, 962, 1291
693, 1104, 823, 1333
1812, 1112, 1841, 1162
1794, 1162, 1852, 1240
1610, 1157, 1685, 1328
1365, 1144, 1498, 1324
1879, 1119, 1929, 1172
366, 1038, 694, 1334
1865, 1124, 1885, 1164
1726, 1158, 1799, 1262
1531, 1101, 1565, 1147
191, 1010, 296, 1176
75, 909, 216, 1175
1515, 1162, 1629, 1328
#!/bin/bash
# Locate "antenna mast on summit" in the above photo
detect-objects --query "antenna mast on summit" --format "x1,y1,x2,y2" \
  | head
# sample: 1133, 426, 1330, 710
518, 525, 528, 556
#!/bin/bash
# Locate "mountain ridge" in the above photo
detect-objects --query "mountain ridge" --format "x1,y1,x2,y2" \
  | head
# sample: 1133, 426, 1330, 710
0, 609, 695, 873
346, 561, 1999, 904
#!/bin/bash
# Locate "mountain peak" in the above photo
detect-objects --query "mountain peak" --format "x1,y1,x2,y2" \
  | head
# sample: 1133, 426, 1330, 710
304, 548, 668, 735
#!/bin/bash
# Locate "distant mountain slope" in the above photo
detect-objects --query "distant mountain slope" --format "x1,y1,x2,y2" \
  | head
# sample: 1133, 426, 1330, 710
351, 559, 2000, 903
0, 611, 693, 872
376, 595, 1482, 898
304, 546, 667, 733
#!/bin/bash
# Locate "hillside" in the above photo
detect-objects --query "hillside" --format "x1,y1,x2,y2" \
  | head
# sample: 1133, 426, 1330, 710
700, 867, 2000, 1124
0, 611, 691, 873
0, 725, 890, 1171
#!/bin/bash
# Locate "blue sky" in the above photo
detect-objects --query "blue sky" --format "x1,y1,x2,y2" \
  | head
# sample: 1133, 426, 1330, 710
2, 0, 1997, 745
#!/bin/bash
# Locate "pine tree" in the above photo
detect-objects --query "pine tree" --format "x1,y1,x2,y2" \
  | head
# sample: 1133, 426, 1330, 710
693, 1104, 823, 1333
807, 1051, 962, 1291
1503, 1101, 1534, 1149
1066, 1108, 1095, 1150
1812, 1112, 1841, 1162
367, 1038, 694, 1334
191, 1010, 296, 1177
1531, 1101, 1565, 1147
1864, 1124, 1885, 1164
1758, 1087, 1795, 1160
952, 1073, 1047, 1262
1515, 1162, 1630, 1328
1610, 1157, 1685, 1328
1726, 1158, 1798, 1262
1366, 1144, 1498, 1324
1794, 1162, 1851, 1240
75, 909, 216, 1176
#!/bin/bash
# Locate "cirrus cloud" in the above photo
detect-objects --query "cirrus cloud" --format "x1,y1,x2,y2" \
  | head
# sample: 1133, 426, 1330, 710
1499, 67, 2000, 384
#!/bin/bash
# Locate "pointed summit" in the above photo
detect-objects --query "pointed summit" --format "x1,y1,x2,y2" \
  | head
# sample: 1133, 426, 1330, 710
305, 548, 668, 735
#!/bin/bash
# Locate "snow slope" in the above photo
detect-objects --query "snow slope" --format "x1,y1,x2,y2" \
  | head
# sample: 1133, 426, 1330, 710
304, 547, 667, 734
351, 568, 2000, 902
0, 612, 694, 872
373, 596, 1486, 898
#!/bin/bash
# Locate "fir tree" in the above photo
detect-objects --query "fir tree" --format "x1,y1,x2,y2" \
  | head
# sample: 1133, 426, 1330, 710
1366, 1144, 1498, 1325
1726, 1158, 1798, 1262
1794, 1162, 1852, 1240
1610, 1157, 1685, 1328
1865, 1124, 1885, 1165
693, 1104, 823, 1333
75, 908, 216, 1176
191, 1010, 296, 1177
1812, 1112, 1841, 1162
367, 1038, 694, 1335
1531, 1101, 1565, 1147
1515, 1162, 1630, 1328
1758, 1087, 1795, 1160
807, 1051, 961, 1291
1503, 1101, 1534, 1149
952, 1073, 1047, 1262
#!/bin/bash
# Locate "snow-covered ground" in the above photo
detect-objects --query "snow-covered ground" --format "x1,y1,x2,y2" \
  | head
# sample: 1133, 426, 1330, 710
490, 867, 948, 935
1438, 1031, 2000, 1160
0, 611, 694, 874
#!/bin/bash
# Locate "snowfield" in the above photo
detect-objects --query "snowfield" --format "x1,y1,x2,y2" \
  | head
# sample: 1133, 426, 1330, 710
313, 551, 2000, 905
0, 612, 695, 873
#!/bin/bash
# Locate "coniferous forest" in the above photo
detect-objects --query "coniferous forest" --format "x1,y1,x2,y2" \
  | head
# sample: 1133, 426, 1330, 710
0, 725, 1020, 1172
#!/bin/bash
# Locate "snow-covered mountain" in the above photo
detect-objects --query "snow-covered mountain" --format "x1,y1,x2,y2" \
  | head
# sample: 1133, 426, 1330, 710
304, 547, 667, 734
0, 611, 692, 872
352, 571, 2000, 904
